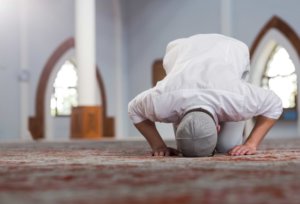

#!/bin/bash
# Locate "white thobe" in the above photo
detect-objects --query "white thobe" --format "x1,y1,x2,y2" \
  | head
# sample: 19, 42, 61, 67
128, 34, 283, 127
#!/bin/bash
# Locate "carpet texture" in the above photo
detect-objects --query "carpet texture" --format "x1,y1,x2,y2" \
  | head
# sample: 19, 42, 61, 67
0, 139, 300, 204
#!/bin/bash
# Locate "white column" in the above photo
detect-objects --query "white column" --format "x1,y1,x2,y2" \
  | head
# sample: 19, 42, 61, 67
75, 0, 97, 105
113, 0, 128, 139
19, 1, 32, 141
221, 0, 232, 36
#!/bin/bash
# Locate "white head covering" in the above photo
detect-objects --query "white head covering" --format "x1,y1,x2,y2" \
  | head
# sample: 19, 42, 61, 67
176, 111, 217, 157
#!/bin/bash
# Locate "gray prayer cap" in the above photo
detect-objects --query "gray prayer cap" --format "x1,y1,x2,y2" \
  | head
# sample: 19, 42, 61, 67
176, 111, 217, 157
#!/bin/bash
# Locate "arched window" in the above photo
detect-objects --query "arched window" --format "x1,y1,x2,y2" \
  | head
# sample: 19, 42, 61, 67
50, 60, 78, 116
262, 45, 297, 120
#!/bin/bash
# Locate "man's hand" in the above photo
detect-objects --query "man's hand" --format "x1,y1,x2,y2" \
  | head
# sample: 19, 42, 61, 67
228, 115, 277, 156
152, 147, 180, 157
228, 144, 256, 156
134, 120, 181, 157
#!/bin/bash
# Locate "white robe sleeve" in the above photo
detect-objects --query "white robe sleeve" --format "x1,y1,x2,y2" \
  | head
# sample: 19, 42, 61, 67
257, 89, 283, 119
245, 83, 283, 119
128, 89, 155, 124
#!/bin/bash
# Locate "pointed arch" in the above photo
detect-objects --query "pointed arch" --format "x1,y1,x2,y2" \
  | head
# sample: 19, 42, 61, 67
29, 37, 114, 140
249, 15, 300, 95
246, 16, 300, 137
250, 16, 300, 58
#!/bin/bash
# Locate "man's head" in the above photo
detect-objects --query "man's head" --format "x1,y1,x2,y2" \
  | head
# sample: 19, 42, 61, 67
176, 111, 217, 157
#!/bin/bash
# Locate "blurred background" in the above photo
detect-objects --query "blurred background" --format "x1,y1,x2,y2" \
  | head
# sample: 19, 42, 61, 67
0, 0, 299, 141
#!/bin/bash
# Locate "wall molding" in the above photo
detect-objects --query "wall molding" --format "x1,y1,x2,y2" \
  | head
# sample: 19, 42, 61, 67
250, 15, 300, 59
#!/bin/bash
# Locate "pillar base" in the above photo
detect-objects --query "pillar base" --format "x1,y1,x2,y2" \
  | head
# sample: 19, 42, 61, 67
70, 106, 103, 139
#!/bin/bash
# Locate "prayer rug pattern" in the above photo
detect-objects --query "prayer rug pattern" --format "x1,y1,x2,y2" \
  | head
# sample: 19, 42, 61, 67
0, 139, 300, 204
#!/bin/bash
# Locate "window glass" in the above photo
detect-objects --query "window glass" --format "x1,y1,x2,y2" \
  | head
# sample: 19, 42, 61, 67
262, 46, 297, 109
51, 60, 78, 116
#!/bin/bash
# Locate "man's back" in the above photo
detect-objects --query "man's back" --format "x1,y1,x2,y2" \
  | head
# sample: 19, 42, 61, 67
151, 34, 250, 123
162, 34, 250, 80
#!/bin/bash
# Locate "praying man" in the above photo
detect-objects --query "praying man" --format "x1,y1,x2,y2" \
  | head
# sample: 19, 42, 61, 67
128, 34, 283, 157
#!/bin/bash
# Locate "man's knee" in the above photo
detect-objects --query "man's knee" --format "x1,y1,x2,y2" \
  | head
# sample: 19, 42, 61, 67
216, 137, 243, 153
216, 121, 245, 153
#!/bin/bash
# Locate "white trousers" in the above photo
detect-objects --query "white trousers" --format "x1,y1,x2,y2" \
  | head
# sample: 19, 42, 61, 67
216, 121, 245, 153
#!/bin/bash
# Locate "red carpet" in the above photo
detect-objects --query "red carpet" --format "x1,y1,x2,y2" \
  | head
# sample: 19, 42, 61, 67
0, 139, 300, 204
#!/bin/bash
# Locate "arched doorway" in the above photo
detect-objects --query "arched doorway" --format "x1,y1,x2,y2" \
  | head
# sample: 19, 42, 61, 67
29, 38, 114, 140
249, 16, 300, 138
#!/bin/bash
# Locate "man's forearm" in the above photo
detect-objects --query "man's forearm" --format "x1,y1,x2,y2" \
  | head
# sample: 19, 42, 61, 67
134, 120, 167, 150
244, 115, 277, 148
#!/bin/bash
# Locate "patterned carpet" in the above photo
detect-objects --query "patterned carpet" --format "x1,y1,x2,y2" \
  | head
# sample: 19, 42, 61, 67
0, 139, 300, 204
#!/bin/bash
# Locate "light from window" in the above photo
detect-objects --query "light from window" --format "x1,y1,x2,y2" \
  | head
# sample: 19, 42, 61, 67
262, 46, 297, 109
51, 60, 78, 116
